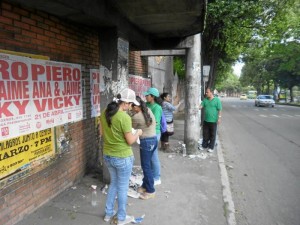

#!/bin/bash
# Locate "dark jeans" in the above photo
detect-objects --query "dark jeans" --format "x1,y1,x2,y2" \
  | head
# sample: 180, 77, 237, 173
202, 121, 217, 150
160, 131, 169, 142
140, 136, 158, 193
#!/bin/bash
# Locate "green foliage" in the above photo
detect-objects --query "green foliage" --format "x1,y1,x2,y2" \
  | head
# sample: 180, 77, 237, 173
216, 72, 241, 94
203, 0, 299, 90
173, 56, 185, 80
240, 40, 300, 96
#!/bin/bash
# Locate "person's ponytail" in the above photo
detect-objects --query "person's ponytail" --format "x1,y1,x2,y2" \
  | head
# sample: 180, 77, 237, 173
105, 94, 122, 127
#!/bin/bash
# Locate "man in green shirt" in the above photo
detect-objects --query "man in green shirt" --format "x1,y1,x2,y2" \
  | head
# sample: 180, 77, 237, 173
200, 88, 222, 153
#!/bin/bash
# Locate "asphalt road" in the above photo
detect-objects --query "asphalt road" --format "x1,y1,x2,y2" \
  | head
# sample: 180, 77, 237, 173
218, 97, 300, 225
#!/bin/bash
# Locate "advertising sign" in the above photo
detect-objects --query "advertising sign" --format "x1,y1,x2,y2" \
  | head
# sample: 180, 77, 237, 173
0, 128, 55, 180
90, 69, 101, 117
0, 53, 83, 141
128, 75, 151, 98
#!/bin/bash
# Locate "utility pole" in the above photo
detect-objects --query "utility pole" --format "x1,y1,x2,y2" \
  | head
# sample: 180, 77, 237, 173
184, 34, 201, 154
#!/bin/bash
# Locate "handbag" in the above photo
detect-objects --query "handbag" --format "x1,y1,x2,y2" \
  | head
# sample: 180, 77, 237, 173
160, 113, 167, 133
166, 121, 174, 136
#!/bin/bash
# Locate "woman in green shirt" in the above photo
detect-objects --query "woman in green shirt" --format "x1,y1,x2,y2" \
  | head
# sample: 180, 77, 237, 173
100, 88, 142, 225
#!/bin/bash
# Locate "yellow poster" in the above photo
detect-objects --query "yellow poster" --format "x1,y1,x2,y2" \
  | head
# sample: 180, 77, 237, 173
0, 128, 55, 180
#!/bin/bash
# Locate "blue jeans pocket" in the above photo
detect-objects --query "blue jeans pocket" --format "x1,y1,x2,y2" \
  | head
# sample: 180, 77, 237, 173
140, 136, 157, 152
104, 155, 134, 170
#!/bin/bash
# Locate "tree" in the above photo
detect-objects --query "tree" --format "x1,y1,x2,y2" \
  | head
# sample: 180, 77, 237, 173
216, 72, 241, 96
203, 0, 298, 88
173, 56, 185, 80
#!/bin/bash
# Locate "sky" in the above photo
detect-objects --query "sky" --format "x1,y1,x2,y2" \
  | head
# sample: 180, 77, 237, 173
232, 62, 244, 77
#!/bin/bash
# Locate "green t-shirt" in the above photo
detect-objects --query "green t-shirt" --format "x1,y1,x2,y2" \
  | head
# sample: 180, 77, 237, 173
146, 102, 162, 134
201, 97, 222, 123
100, 110, 133, 158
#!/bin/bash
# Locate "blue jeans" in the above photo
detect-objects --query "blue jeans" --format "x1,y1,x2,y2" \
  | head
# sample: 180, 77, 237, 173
103, 155, 134, 221
151, 133, 161, 181
140, 136, 157, 193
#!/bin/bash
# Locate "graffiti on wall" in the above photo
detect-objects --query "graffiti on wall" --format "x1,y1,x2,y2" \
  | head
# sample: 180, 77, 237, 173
98, 64, 128, 98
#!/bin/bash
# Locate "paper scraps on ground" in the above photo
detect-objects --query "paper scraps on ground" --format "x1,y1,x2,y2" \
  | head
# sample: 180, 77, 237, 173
127, 188, 140, 198
133, 214, 145, 224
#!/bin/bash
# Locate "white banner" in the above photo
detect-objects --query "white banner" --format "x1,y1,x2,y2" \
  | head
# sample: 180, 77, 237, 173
90, 69, 101, 118
0, 53, 83, 141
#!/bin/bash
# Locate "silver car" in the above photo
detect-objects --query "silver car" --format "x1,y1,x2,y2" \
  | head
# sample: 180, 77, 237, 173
255, 95, 275, 107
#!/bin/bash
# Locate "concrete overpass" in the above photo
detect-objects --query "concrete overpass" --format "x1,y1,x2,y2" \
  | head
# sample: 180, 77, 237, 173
8, 0, 206, 50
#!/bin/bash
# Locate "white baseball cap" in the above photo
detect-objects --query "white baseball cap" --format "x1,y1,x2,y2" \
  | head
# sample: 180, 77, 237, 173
119, 88, 140, 106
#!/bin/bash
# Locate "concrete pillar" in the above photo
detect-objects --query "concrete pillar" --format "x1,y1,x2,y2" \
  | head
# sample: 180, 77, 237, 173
184, 33, 201, 154
99, 28, 129, 94
99, 29, 129, 183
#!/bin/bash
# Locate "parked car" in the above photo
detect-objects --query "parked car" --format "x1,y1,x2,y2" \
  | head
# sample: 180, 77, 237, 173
255, 95, 275, 107
240, 94, 248, 100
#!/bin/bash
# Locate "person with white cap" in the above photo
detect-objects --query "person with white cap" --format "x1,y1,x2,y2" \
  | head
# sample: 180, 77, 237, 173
131, 96, 157, 200
143, 87, 162, 186
100, 88, 143, 225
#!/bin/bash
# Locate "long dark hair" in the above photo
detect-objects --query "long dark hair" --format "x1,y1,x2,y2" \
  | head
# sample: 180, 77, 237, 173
105, 94, 123, 127
153, 95, 163, 106
160, 93, 169, 100
135, 96, 153, 127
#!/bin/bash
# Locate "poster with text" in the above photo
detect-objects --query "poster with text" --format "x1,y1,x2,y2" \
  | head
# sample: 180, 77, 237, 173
90, 69, 101, 117
0, 128, 55, 180
0, 53, 83, 141
128, 75, 151, 99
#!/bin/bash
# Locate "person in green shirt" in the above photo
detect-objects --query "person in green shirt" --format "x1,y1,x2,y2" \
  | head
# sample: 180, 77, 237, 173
199, 88, 222, 153
143, 87, 162, 185
100, 88, 142, 225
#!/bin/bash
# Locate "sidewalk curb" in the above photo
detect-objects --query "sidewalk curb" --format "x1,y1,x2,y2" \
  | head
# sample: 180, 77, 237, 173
217, 142, 237, 225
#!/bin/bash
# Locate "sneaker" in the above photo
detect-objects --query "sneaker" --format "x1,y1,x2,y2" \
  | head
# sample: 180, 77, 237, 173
198, 146, 208, 151
137, 186, 146, 194
104, 210, 116, 222
154, 179, 161, 186
207, 149, 214, 153
117, 215, 134, 225
139, 192, 155, 200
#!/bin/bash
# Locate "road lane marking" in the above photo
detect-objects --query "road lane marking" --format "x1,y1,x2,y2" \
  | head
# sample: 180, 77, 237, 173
259, 115, 267, 117
282, 114, 293, 117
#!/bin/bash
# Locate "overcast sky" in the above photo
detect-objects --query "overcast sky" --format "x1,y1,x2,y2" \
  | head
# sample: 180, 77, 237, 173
232, 62, 244, 77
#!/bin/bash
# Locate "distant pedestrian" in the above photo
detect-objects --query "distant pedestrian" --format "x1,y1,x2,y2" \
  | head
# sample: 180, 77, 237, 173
100, 88, 143, 225
143, 87, 162, 186
160, 92, 176, 152
131, 96, 157, 200
199, 88, 222, 153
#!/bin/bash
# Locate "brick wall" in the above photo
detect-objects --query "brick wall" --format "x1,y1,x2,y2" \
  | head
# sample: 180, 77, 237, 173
0, 2, 100, 225
129, 50, 148, 76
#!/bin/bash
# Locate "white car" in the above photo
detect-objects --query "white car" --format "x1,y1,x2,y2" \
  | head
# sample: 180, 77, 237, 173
240, 94, 248, 100
255, 95, 275, 107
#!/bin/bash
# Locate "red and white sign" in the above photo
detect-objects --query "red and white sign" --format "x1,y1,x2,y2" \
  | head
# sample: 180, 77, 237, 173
90, 69, 101, 118
0, 53, 83, 141
128, 75, 151, 99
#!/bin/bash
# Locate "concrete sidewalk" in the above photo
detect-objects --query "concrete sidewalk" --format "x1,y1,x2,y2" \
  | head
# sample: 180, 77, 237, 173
16, 119, 227, 225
